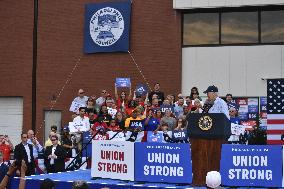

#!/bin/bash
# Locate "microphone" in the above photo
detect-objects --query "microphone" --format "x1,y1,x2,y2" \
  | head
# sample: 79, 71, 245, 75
202, 100, 214, 113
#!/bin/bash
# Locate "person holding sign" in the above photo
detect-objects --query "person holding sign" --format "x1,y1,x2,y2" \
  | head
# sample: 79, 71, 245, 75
144, 109, 160, 131
69, 89, 88, 114
229, 105, 241, 125
114, 82, 132, 112
173, 118, 189, 143
71, 107, 90, 151
125, 109, 142, 128
91, 117, 109, 140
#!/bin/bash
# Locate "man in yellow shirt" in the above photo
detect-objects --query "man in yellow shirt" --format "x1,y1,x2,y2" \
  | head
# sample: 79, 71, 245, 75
125, 110, 142, 128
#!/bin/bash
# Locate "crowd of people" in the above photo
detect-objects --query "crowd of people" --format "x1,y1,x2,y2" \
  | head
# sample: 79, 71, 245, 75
0, 82, 241, 189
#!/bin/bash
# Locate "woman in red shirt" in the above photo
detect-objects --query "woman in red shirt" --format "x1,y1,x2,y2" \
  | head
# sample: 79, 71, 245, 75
115, 83, 132, 112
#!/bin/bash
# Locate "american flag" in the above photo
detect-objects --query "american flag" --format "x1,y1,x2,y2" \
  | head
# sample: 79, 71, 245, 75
267, 79, 284, 144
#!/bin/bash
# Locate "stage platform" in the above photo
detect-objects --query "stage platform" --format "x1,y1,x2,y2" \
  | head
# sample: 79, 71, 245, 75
10, 169, 275, 189
10, 169, 206, 189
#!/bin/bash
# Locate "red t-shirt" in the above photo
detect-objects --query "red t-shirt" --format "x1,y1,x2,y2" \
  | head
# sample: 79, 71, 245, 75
116, 99, 128, 111
125, 107, 135, 117
92, 122, 108, 132
0, 144, 11, 161
108, 125, 121, 131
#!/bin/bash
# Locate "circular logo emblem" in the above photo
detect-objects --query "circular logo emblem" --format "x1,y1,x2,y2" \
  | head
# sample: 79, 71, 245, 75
198, 116, 213, 131
90, 7, 124, 47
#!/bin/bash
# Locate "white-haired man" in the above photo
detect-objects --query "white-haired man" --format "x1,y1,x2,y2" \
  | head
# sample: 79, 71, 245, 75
203, 85, 229, 119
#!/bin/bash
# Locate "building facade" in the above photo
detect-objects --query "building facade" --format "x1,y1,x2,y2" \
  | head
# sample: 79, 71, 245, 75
1, 0, 284, 143
0, 0, 182, 143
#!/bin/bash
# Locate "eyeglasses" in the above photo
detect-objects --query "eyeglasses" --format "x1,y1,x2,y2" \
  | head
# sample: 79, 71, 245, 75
79, 91, 85, 94
51, 139, 57, 141
101, 91, 106, 94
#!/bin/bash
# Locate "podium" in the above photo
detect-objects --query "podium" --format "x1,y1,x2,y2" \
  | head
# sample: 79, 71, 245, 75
187, 113, 230, 185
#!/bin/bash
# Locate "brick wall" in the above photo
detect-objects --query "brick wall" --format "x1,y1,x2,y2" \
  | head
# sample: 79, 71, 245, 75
0, 0, 34, 133
0, 0, 181, 141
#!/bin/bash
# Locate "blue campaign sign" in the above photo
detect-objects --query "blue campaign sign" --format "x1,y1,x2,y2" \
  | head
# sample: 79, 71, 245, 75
84, 1, 131, 53
82, 131, 92, 157
260, 97, 267, 105
135, 84, 148, 96
147, 131, 163, 143
172, 130, 188, 142
129, 120, 144, 130
220, 144, 283, 187
135, 143, 192, 183
115, 78, 131, 87
248, 105, 258, 113
238, 112, 248, 120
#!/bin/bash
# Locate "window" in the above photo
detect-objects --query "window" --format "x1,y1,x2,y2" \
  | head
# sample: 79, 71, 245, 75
182, 6, 284, 46
183, 13, 219, 45
221, 12, 258, 44
261, 10, 284, 43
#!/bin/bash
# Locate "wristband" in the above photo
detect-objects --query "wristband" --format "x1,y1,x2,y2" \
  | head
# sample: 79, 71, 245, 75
6, 173, 11, 177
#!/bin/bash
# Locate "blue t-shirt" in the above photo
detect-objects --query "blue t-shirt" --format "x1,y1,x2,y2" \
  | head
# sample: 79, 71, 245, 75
230, 117, 241, 125
143, 117, 160, 131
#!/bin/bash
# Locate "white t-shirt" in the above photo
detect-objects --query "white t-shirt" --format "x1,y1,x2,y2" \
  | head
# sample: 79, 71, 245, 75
69, 96, 88, 113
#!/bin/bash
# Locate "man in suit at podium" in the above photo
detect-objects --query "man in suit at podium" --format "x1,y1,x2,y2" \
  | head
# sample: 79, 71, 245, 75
203, 85, 229, 119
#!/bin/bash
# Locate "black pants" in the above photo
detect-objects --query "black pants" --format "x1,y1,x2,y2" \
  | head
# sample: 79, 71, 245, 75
25, 162, 35, 176
47, 164, 56, 173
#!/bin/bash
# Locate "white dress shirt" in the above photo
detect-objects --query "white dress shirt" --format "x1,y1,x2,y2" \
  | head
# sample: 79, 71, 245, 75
50, 145, 57, 165
23, 143, 31, 163
27, 139, 43, 159
209, 97, 230, 119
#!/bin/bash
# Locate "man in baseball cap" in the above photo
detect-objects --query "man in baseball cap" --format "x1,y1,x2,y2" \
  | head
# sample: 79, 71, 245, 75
203, 85, 229, 119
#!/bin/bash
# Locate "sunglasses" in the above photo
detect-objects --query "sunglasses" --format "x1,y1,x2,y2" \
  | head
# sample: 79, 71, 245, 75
101, 91, 106, 94
79, 91, 85, 94
51, 139, 57, 141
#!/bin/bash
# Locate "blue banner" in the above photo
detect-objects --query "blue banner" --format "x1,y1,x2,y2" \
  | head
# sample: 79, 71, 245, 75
84, 1, 131, 53
260, 97, 267, 105
135, 143, 192, 183
129, 120, 144, 130
82, 131, 92, 157
248, 105, 258, 113
147, 131, 163, 143
172, 130, 188, 142
220, 144, 283, 187
135, 84, 148, 96
116, 78, 131, 87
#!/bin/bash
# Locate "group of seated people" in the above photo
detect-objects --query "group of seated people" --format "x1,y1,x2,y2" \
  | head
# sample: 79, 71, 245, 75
68, 83, 208, 144
68, 83, 239, 141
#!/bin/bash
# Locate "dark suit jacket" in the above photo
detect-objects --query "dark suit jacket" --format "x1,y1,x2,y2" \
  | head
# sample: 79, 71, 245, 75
14, 143, 35, 168
44, 145, 66, 173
